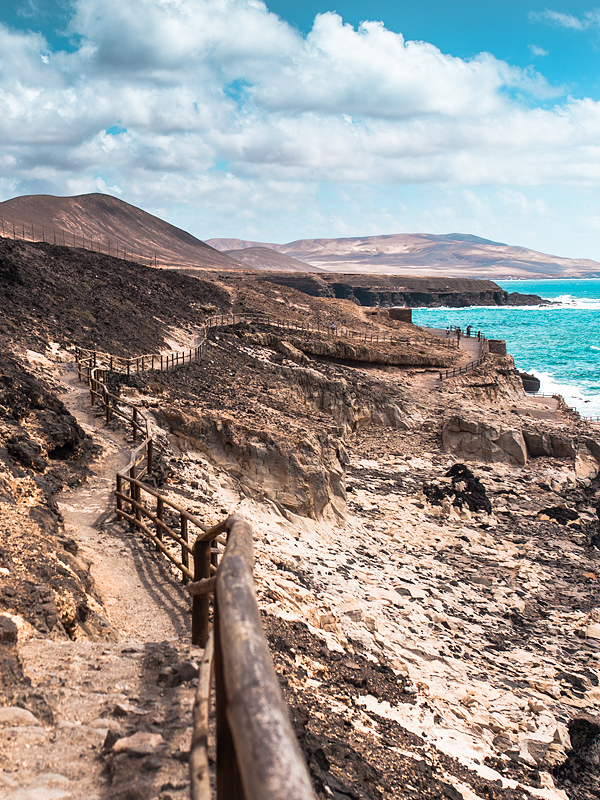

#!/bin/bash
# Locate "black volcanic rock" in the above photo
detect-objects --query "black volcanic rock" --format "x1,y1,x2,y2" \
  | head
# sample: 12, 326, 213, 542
256, 272, 547, 308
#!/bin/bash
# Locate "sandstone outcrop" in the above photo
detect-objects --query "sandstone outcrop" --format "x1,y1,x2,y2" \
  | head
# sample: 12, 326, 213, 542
243, 328, 456, 369
442, 415, 528, 465
157, 406, 347, 519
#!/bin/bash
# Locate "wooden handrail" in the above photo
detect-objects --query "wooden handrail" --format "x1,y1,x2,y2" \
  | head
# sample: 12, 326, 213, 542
75, 310, 461, 800
439, 336, 488, 381
190, 515, 317, 800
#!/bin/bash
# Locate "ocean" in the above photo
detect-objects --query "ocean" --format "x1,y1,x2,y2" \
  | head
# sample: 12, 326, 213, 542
412, 278, 600, 417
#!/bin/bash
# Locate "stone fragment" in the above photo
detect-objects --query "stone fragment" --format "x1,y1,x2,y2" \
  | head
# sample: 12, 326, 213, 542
112, 701, 145, 717
528, 698, 546, 714
277, 340, 307, 363
553, 723, 571, 749
0, 706, 40, 726
493, 732, 517, 754
0, 615, 18, 643
112, 731, 165, 756
317, 612, 338, 632
586, 623, 600, 640
575, 451, 599, 481
524, 738, 550, 765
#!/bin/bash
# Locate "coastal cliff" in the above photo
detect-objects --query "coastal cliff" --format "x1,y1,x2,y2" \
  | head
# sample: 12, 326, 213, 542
0, 237, 598, 800
255, 272, 547, 308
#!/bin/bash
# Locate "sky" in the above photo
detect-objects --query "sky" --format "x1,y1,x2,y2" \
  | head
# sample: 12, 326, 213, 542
1, 1, 600, 259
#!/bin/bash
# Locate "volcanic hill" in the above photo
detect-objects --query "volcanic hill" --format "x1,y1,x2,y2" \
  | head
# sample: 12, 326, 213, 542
0, 193, 244, 272
2, 192, 600, 279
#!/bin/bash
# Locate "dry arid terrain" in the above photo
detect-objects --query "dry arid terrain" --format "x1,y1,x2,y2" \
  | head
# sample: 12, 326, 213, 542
0, 194, 243, 272
209, 233, 600, 279
2, 191, 600, 279
0, 236, 599, 800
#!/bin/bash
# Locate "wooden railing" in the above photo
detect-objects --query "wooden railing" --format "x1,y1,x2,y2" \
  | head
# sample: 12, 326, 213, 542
76, 329, 317, 800
439, 337, 488, 380
203, 312, 457, 348
189, 514, 316, 800
0, 216, 158, 267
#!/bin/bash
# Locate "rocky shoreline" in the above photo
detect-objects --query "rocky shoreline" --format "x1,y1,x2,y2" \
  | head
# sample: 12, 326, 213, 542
0, 237, 598, 800
252, 272, 550, 308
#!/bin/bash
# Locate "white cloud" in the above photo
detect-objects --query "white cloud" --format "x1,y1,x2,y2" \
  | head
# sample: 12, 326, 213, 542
529, 9, 587, 29
529, 8, 600, 31
0, 0, 600, 252
528, 44, 549, 57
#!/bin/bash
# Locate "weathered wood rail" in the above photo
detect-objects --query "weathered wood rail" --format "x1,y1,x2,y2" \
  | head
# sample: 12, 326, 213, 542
439, 337, 489, 380
0, 215, 158, 267
76, 317, 321, 800
189, 515, 316, 800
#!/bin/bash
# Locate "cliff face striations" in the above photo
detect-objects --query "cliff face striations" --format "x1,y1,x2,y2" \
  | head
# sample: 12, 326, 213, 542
255, 272, 547, 308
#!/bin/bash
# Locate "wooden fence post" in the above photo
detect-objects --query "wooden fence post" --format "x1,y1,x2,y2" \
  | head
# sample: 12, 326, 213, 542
116, 474, 123, 513
128, 466, 136, 525
156, 496, 163, 550
192, 539, 212, 647
147, 439, 153, 475
181, 515, 189, 583
132, 408, 138, 442
135, 482, 142, 526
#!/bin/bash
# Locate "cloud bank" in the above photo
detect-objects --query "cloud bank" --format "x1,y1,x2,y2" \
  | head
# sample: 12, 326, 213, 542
1, 0, 600, 249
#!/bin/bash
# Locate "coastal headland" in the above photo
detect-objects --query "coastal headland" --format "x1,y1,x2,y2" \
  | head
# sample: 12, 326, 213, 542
0, 231, 599, 800
248, 271, 547, 308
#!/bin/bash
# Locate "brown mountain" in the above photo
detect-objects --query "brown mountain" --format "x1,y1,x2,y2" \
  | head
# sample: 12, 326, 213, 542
208, 232, 600, 279
0, 193, 244, 272
223, 246, 322, 272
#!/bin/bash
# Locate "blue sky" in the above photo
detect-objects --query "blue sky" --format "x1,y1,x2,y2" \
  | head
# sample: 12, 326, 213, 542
1, 1, 600, 260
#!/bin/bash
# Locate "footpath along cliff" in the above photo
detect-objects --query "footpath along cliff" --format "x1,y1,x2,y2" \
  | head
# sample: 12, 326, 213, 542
0, 237, 599, 800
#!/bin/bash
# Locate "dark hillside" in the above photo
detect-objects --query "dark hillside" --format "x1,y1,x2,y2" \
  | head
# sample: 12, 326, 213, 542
0, 238, 231, 355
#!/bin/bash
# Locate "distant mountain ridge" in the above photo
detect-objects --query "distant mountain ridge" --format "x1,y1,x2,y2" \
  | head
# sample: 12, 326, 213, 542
1, 193, 598, 279
223, 246, 324, 272
207, 233, 600, 279
0, 193, 244, 272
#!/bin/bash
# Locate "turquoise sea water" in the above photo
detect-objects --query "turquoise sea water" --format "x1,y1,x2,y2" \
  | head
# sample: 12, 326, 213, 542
412, 279, 600, 417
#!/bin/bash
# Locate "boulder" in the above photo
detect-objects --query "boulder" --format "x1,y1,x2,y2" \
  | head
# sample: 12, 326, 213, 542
523, 428, 578, 460
277, 340, 308, 364
442, 416, 527, 465
159, 407, 347, 519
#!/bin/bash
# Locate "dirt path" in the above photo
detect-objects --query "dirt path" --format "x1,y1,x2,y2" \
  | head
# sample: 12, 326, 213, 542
56, 366, 192, 641
0, 366, 198, 800
410, 328, 484, 391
